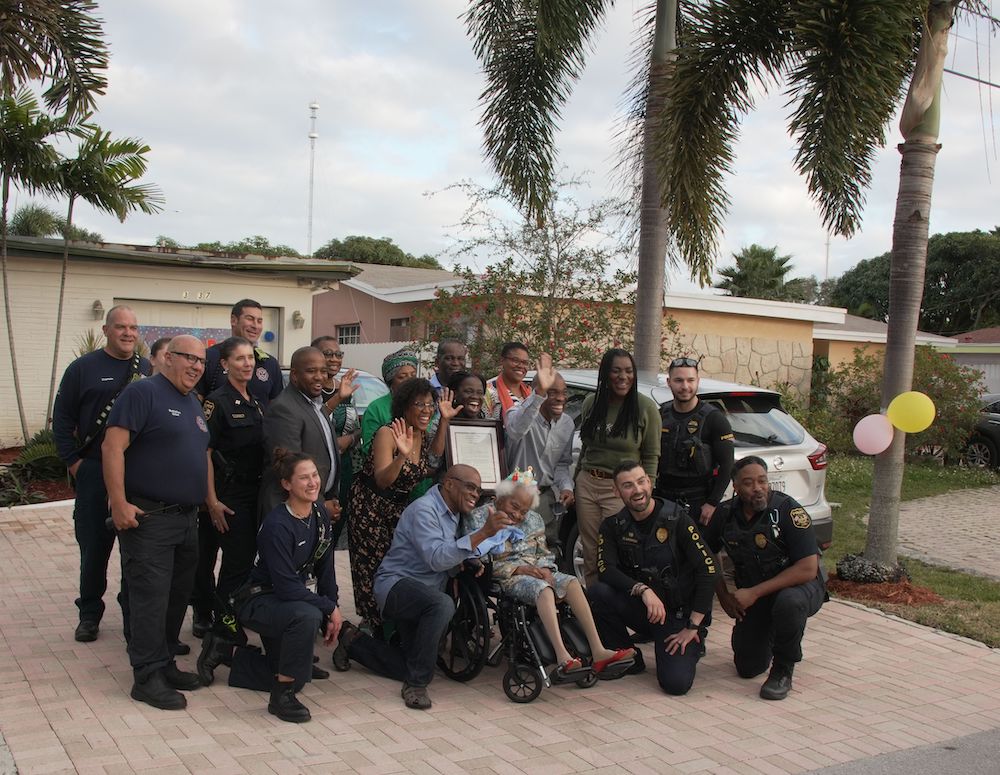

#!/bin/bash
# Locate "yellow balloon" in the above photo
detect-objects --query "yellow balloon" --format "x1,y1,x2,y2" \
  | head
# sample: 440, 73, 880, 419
886, 391, 936, 433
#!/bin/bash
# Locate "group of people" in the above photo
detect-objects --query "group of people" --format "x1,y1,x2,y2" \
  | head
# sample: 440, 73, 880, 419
52, 304, 826, 722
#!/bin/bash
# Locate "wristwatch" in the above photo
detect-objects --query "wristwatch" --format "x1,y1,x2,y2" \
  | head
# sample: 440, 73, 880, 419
685, 619, 701, 631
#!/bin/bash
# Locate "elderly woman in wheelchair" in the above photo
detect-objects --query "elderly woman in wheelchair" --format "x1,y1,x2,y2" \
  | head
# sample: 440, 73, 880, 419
462, 470, 634, 686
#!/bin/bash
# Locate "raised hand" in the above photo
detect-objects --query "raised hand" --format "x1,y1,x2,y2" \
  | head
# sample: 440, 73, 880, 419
337, 368, 360, 401
533, 352, 555, 395
390, 418, 414, 456
437, 387, 463, 421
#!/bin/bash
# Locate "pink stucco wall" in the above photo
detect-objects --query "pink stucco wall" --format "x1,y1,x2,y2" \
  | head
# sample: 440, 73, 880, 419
311, 287, 427, 343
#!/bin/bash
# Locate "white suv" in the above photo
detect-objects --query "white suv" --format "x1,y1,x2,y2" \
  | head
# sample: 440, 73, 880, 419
545, 370, 832, 579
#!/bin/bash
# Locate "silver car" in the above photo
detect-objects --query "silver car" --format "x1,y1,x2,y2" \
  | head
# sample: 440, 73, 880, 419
545, 370, 833, 579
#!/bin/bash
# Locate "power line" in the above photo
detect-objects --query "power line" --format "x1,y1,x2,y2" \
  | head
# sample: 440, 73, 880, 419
943, 67, 1000, 89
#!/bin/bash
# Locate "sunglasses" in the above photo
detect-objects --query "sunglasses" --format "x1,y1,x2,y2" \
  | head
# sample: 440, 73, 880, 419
669, 357, 699, 369
321, 350, 345, 359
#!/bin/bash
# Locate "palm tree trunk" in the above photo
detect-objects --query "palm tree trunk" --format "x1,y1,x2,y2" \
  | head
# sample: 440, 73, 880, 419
1, 174, 31, 442
864, 0, 955, 567
633, 0, 676, 374
865, 139, 940, 565
45, 195, 75, 428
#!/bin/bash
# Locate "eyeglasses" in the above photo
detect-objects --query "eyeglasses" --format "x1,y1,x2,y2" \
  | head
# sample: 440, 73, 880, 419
504, 356, 531, 368
322, 350, 344, 359
447, 476, 482, 495
169, 351, 207, 367
411, 401, 436, 411
546, 391, 569, 399
669, 357, 699, 369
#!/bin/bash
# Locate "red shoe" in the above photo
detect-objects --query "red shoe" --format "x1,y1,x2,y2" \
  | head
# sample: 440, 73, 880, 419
593, 648, 636, 674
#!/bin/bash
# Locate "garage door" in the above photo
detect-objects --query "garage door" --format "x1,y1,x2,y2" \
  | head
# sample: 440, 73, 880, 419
119, 298, 280, 358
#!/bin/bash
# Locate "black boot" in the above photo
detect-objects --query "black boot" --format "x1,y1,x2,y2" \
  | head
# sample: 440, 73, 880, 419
268, 679, 311, 723
197, 631, 234, 686
759, 662, 794, 700
163, 661, 202, 691
131, 669, 187, 710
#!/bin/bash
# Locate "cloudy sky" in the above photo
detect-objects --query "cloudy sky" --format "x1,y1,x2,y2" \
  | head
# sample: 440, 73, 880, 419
21, 0, 1000, 292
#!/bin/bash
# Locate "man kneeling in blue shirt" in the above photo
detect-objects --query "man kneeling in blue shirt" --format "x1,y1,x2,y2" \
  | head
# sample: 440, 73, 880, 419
333, 464, 511, 709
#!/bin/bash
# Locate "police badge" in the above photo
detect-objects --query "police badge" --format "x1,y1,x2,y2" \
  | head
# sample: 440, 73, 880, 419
754, 533, 768, 549
202, 400, 215, 421
656, 527, 669, 543
789, 507, 811, 529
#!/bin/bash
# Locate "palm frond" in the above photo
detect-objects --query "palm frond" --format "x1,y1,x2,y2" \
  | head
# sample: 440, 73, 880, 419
0, 88, 63, 196
465, 0, 612, 221
653, 0, 792, 285
0, 0, 108, 117
784, 0, 922, 238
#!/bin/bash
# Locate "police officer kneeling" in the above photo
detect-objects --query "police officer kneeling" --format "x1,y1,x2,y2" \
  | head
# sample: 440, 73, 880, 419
708, 456, 826, 701
587, 460, 718, 695
197, 450, 342, 723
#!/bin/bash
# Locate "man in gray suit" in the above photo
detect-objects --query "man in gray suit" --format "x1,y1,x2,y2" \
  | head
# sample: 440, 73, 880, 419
261, 346, 348, 518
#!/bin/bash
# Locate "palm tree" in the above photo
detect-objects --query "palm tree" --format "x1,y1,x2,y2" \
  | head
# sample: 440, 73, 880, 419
44, 124, 164, 426
656, 0, 975, 569
469, 0, 987, 568
0, 90, 62, 442
9, 202, 64, 237
465, 0, 682, 372
714, 245, 800, 301
0, 0, 109, 118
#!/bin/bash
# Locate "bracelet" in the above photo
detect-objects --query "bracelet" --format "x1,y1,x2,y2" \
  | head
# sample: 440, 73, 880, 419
685, 618, 701, 631
631, 583, 649, 598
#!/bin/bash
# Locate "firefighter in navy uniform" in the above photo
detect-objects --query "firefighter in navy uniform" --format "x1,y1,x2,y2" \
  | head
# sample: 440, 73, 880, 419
192, 299, 281, 637
655, 357, 735, 526
587, 460, 718, 696
708, 455, 827, 701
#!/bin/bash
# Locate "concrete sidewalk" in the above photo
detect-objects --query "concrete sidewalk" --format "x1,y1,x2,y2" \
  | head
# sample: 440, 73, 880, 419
2, 502, 1000, 775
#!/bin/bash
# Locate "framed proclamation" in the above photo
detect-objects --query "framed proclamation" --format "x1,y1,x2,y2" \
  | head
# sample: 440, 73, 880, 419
444, 419, 507, 492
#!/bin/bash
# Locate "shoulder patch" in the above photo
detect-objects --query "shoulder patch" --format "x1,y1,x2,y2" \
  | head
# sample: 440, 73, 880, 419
203, 400, 215, 421
255, 347, 270, 361
789, 507, 811, 529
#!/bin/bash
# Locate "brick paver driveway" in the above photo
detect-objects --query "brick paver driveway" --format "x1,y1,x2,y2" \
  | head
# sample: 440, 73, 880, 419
2, 503, 1000, 774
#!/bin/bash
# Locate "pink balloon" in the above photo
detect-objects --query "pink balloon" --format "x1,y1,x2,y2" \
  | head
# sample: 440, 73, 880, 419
853, 414, 894, 455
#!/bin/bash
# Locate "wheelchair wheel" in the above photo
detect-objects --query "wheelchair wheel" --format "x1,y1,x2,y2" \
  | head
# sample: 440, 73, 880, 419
438, 571, 490, 682
503, 664, 543, 703
575, 671, 598, 689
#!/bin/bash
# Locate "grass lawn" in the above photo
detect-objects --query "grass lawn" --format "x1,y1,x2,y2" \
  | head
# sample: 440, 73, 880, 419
825, 454, 1000, 646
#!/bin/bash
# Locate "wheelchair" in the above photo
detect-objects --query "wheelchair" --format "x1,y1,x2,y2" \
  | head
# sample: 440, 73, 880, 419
438, 564, 625, 703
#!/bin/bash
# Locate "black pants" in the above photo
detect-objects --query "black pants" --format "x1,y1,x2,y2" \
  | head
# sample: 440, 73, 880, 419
118, 503, 198, 679
231, 595, 323, 690
657, 487, 709, 525
191, 485, 259, 618
588, 581, 702, 696
731, 577, 826, 678
346, 578, 455, 687
72, 458, 119, 624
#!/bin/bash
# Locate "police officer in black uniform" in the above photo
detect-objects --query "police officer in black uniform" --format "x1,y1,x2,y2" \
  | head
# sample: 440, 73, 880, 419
202, 336, 266, 630
656, 357, 735, 526
587, 460, 718, 695
708, 455, 826, 701
197, 450, 342, 724
192, 298, 282, 637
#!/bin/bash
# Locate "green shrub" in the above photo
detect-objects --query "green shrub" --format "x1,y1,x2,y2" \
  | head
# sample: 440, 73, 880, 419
806, 346, 983, 457
14, 428, 66, 481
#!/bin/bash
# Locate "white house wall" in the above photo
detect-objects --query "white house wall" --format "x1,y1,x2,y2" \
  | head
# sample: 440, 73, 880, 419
0, 256, 319, 446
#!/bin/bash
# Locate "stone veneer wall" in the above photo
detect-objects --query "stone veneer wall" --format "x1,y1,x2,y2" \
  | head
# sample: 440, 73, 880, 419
677, 333, 813, 397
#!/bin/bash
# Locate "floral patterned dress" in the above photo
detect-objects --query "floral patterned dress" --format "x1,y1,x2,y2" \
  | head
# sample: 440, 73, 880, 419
462, 505, 576, 604
347, 433, 437, 629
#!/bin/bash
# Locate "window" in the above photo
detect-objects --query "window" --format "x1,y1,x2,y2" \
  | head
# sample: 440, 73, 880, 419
337, 323, 361, 345
389, 317, 411, 342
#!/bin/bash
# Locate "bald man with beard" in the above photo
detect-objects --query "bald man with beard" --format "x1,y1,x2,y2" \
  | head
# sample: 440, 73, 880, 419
103, 335, 210, 710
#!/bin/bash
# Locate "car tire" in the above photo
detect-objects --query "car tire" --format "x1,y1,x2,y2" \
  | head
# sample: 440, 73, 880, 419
964, 436, 998, 469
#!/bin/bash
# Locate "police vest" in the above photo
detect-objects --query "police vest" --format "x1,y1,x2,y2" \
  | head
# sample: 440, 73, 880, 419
611, 499, 692, 611
659, 400, 718, 483
720, 493, 794, 588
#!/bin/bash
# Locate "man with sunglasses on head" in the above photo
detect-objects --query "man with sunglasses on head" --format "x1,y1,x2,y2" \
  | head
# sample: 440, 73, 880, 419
102, 335, 210, 711
655, 357, 735, 527
192, 298, 282, 638
331, 465, 513, 710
